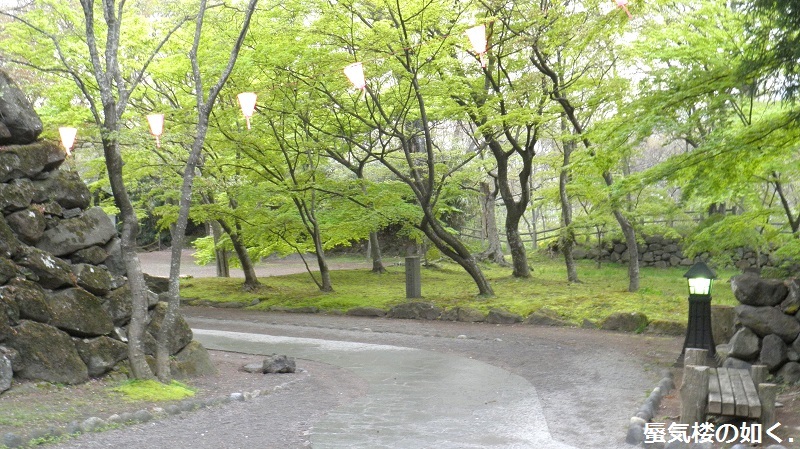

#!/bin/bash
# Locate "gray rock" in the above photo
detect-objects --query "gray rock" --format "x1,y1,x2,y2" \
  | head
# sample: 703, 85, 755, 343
0, 178, 34, 214
30, 169, 90, 210
263, 354, 296, 374
600, 311, 649, 332
760, 334, 788, 371
2, 432, 24, 448
722, 357, 753, 370
736, 304, 800, 343
780, 280, 800, 315
0, 143, 64, 184
72, 263, 113, 296
776, 361, 800, 384
103, 238, 125, 276
5, 207, 45, 245
46, 288, 114, 338
0, 287, 20, 324
731, 272, 788, 307
6, 320, 89, 384
145, 302, 193, 355
0, 257, 20, 286
0, 279, 52, 323
0, 70, 43, 145
440, 307, 484, 322
132, 410, 152, 423
485, 308, 523, 324
0, 354, 11, 393
625, 422, 644, 444
170, 340, 217, 379
346, 307, 386, 318
80, 416, 106, 432
241, 362, 264, 373
70, 246, 109, 265
102, 284, 133, 326
387, 302, 442, 320
729, 327, 761, 360
524, 308, 569, 327
14, 246, 73, 289
73, 336, 128, 377
165, 404, 181, 415
36, 207, 116, 257
230, 392, 245, 402
0, 216, 22, 259
143, 273, 169, 294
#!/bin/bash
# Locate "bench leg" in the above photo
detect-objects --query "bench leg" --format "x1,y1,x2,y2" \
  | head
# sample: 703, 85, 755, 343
680, 365, 710, 425
758, 383, 777, 427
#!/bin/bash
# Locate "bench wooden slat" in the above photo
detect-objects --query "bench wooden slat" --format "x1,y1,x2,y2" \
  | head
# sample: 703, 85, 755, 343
707, 368, 722, 414
717, 368, 736, 416
738, 369, 762, 418
729, 368, 750, 417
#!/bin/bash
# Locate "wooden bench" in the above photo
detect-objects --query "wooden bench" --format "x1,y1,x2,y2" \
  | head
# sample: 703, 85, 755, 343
707, 367, 761, 419
679, 349, 778, 425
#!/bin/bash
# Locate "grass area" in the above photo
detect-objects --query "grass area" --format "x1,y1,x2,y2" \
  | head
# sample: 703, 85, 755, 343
111, 380, 195, 402
180, 255, 739, 325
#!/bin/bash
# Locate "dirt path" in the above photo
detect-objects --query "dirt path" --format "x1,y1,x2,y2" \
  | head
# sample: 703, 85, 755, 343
138, 249, 374, 278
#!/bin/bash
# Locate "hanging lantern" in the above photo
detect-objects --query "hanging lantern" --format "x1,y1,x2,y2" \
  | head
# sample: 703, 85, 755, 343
146, 113, 164, 148
465, 24, 487, 68
616, 0, 632, 18
237, 92, 257, 130
343, 62, 366, 90
58, 127, 78, 156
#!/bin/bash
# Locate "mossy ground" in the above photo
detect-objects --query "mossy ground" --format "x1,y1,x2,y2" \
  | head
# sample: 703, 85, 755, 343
180, 254, 739, 325
111, 380, 195, 402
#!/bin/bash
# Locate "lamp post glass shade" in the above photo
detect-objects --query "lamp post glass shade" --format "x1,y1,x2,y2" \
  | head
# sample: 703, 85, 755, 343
465, 24, 487, 67
58, 127, 77, 156
683, 261, 716, 295
237, 92, 257, 129
146, 114, 164, 148
344, 62, 366, 90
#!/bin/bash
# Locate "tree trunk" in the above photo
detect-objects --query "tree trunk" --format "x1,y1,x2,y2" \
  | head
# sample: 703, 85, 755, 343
217, 218, 261, 291
614, 209, 640, 292
477, 181, 508, 266
505, 211, 530, 277
369, 232, 387, 273
421, 213, 495, 297
157, 0, 259, 382
208, 221, 230, 277
559, 120, 579, 283
103, 137, 153, 380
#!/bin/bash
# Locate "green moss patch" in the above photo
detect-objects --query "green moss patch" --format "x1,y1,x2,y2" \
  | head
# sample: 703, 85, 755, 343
111, 380, 195, 402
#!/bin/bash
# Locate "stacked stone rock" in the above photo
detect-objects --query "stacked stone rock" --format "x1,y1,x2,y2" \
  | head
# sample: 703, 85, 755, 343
0, 71, 200, 394
721, 272, 800, 384
573, 235, 775, 270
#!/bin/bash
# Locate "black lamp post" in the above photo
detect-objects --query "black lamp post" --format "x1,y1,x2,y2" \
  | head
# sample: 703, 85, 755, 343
677, 261, 717, 365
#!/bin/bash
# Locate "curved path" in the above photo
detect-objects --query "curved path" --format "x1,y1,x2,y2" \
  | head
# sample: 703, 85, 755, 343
194, 328, 577, 449
184, 309, 680, 449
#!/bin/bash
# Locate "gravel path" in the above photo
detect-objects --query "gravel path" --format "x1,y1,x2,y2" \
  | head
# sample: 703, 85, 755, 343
48, 305, 680, 449
42, 250, 682, 448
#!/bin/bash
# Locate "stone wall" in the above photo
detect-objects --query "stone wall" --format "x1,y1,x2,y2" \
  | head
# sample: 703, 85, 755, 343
0, 71, 206, 393
572, 235, 774, 270
720, 272, 800, 384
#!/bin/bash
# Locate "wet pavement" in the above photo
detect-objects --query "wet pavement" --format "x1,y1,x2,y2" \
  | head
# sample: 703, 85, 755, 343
194, 328, 579, 449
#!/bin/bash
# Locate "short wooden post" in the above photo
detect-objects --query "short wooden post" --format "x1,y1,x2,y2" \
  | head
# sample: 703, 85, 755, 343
405, 256, 421, 299
751, 365, 768, 387
685, 348, 708, 367
758, 383, 778, 427
680, 365, 710, 425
